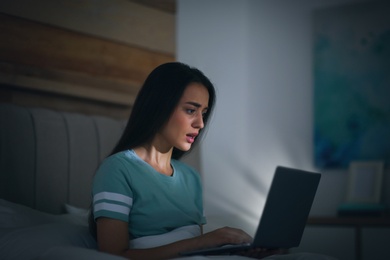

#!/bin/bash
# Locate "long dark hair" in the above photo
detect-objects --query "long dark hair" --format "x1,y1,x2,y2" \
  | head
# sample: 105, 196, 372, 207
89, 62, 216, 239
111, 62, 216, 159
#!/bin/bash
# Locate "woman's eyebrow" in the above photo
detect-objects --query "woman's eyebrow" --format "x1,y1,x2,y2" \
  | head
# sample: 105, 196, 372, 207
185, 101, 207, 108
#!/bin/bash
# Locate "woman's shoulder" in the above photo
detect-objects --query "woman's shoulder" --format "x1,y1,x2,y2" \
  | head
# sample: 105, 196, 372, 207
101, 150, 139, 165
171, 159, 201, 178
96, 150, 141, 175
172, 159, 195, 170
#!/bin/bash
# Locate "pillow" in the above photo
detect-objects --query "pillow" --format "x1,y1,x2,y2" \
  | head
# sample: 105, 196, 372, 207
0, 199, 89, 228
0, 199, 56, 228
0, 223, 97, 260
65, 204, 89, 215
56, 204, 90, 227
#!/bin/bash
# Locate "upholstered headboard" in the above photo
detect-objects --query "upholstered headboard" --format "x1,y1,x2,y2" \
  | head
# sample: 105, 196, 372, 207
0, 103, 126, 214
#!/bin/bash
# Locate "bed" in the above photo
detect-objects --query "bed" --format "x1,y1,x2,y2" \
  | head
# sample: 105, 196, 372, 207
0, 103, 336, 260
0, 103, 127, 259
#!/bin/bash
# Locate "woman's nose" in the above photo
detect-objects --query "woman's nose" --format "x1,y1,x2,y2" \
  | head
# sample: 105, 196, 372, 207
193, 112, 204, 129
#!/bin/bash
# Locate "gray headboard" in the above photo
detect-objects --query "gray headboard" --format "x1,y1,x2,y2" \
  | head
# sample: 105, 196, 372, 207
0, 103, 126, 214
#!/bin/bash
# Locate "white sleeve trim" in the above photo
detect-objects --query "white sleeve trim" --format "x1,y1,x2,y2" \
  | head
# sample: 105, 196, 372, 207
93, 191, 133, 206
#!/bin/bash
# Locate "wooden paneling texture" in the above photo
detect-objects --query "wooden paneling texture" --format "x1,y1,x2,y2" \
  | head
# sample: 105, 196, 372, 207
0, 0, 175, 119
0, 0, 175, 54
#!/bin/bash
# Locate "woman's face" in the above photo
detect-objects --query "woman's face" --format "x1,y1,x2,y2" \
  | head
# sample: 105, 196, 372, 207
158, 83, 209, 152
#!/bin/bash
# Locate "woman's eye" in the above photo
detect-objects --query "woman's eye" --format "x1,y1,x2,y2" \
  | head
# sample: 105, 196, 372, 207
186, 109, 195, 114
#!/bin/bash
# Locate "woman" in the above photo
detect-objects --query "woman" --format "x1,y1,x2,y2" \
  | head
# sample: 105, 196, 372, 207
89, 62, 259, 259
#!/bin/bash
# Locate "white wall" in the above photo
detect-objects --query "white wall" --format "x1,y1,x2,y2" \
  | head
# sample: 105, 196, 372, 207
177, 0, 378, 235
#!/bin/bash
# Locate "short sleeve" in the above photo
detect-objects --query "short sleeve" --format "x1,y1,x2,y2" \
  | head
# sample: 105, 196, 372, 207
92, 155, 133, 222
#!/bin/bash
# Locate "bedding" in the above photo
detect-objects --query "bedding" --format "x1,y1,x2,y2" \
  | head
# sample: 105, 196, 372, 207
0, 199, 337, 260
0, 199, 98, 259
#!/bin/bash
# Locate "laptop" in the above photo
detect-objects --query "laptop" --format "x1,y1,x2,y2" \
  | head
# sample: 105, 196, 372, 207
180, 166, 321, 256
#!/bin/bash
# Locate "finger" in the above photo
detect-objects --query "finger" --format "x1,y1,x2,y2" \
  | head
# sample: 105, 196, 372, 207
221, 227, 253, 243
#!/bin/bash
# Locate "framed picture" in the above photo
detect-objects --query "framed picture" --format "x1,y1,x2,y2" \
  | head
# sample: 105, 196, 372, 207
313, 1, 390, 169
346, 161, 384, 204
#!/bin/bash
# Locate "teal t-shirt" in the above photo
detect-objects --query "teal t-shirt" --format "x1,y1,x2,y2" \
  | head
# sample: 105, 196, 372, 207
92, 150, 206, 239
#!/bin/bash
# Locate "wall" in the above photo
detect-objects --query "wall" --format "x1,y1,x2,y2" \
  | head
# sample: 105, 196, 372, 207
0, 0, 175, 119
177, 0, 387, 234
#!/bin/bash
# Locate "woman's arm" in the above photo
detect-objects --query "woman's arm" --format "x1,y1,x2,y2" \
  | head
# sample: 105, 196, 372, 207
97, 218, 252, 260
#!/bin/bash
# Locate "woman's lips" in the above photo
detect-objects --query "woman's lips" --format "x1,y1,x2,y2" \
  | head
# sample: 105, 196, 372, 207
186, 134, 196, 143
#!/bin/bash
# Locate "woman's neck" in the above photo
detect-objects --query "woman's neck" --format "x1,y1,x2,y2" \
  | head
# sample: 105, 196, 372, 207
133, 145, 173, 176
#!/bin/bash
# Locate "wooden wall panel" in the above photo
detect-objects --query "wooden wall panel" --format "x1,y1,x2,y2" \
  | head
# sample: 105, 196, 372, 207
0, 14, 173, 83
0, 0, 175, 54
0, 86, 132, 119
0, 13, 175, 119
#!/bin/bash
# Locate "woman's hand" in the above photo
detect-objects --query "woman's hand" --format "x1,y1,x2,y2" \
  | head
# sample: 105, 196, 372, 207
196, 226, 253, 249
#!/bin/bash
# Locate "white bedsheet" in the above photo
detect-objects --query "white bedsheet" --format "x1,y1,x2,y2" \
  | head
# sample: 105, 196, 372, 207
130, 224, 201, 249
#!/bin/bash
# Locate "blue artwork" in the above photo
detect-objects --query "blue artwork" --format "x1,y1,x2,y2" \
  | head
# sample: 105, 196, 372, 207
313, 1, 390, 168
